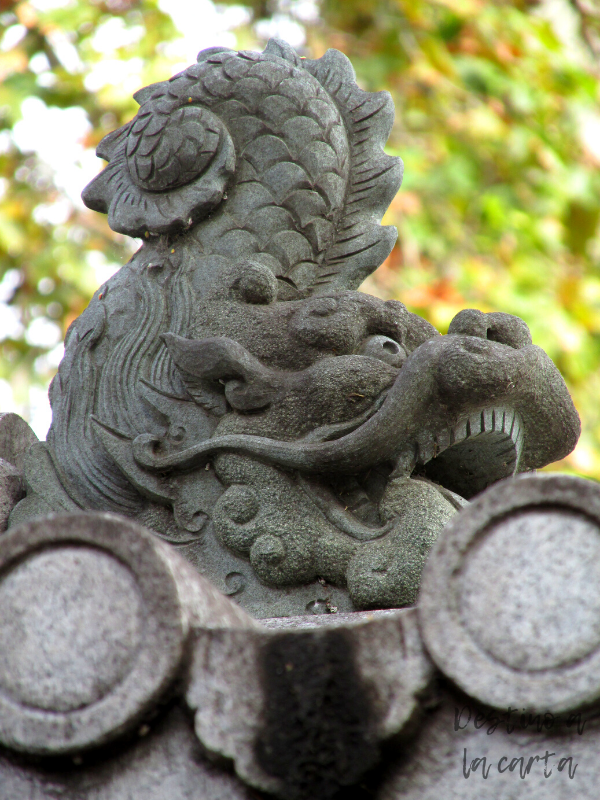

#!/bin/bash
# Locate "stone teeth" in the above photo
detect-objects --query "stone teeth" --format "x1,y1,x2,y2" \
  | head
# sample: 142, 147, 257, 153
449, 407, 521, 447
452, 418, 468, 445
434, 428, 451, 456
481, 407, 494, 433
418, 406, 525, 499
423, 407, 524, 468
416, 433, 436, 465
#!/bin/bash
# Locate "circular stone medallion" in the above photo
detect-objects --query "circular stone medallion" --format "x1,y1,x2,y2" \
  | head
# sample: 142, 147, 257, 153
0, 513, 187, 756
0, 546, 144, 712
419, 474, 600, 714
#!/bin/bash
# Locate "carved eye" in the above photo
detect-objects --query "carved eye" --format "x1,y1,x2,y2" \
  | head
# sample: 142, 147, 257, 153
357, 335, 407, 368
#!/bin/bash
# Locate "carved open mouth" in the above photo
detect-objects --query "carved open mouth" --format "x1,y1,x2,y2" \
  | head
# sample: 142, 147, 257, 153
300, 405, 523, 543
414, 406, 523, 500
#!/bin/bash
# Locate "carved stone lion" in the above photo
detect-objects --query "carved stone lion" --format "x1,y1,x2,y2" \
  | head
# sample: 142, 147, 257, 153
9, 40, 580, 616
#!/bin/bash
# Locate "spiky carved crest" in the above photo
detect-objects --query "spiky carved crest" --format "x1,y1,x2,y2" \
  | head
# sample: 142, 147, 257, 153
83, 38, 402, 294
48, 39, 404, 517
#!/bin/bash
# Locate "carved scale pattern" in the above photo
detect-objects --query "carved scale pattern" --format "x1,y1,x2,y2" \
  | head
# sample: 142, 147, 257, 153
48, 40, 402, 516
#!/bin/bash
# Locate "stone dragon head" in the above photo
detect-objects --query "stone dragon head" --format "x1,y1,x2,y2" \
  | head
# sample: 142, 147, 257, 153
10, 40, 579, 617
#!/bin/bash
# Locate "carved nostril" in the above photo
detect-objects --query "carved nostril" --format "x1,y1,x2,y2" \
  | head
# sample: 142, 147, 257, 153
357, 335, 407, 367
483, 312, 532, 349
448, 309, 532, 349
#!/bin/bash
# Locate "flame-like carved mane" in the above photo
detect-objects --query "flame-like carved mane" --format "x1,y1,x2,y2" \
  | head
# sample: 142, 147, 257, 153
47, 39, 403, 515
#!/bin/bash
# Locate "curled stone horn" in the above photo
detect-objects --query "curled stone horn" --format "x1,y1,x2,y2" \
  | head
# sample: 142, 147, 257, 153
82, 103, 235, 237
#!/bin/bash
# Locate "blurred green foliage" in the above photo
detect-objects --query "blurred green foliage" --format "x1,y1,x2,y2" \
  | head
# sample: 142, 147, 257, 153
302, 0, 600, 477
1, 0, 599, 477
0, 0, 182, 425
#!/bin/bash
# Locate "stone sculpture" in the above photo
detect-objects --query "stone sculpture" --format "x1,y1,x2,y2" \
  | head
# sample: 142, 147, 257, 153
6, 39, 580, 617
1, 475, 600, 799
0, 37, 593, 800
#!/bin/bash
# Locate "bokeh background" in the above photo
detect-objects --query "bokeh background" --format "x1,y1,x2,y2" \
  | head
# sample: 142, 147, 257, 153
0, 0, 599, 477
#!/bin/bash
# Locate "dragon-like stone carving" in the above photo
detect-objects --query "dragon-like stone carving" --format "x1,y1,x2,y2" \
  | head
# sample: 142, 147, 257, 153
9, 40, 580, 617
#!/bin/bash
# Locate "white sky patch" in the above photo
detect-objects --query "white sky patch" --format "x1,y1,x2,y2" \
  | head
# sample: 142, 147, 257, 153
568, 441, 596, 473
38, 277, 55, 295
45, 29, 84, 73
158, 0, 251, 67
281, 0, 320, 23
90, 17, 145, 55
33, 198, 72, 226
0, 381, 51, 440
0, 24, 27, 52
0, 378, 54, 440
535, 0, 594, 68
26, 385, 53, 440
45, 342, 64, 368
34, 342, 64, 375
36, 72, 58, 89
86, 250, 121, 286
579, 110, 600, 162
84, 56, 144, 93
12, 97, 97, 207
29, 0, 75, 10
0, 305, 24, 342
0, 270, 25, 341
25, 317, 63, 348
255, 15, 306, 48
29, 52, 51, 74
0, 131, 11, 155
0, 269, 23, 303
560, 325, 584, 353
79, 149, 107, 195
0, 380, 17, 414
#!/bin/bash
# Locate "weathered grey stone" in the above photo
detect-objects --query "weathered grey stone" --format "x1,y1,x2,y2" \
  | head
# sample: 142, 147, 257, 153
419, 473, 600, 714
260, 607, 408, 629
377, 684, 599, 799
0, 457, 23, 532
0, 510, 438, 798
0, 36, 591, 800
448, 308, 533, 349
8, 440, 94, 530
3, 476, 600, 798
0, 412, 37, 473
0, 703, 258, 799
345, 476, 462, 608
186, 607, 433, 798
6, 39, 579, 617
0, 512, 253, 757
0, 413, 38, 531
